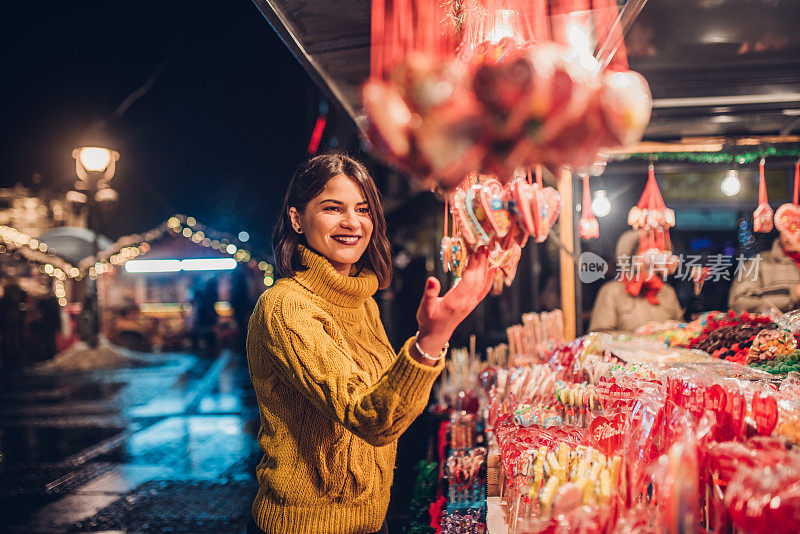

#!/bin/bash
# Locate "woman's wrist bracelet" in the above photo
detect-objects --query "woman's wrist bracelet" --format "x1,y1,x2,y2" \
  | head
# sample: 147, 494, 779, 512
413, 331, 449, 363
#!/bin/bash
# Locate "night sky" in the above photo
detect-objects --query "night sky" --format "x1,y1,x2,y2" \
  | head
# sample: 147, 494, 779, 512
1, 0, 320, 252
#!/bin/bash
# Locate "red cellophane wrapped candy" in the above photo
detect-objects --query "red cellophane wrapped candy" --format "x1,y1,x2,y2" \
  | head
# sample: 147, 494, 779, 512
724, 451, 800, 533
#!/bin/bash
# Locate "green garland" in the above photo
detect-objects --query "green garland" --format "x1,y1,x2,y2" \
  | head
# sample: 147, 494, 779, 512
612, 146, 800, 164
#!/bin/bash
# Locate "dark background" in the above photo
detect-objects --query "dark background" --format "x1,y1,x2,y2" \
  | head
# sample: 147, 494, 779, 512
0, 0, 323, 253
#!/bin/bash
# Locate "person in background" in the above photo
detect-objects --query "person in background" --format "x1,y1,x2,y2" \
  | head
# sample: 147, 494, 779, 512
35, 291, 62, 362
0, 280, 28, 370
230, 266, 252, 353
589, 230, 683, 333
193, 276, 218, 352
729, 230, 800, 313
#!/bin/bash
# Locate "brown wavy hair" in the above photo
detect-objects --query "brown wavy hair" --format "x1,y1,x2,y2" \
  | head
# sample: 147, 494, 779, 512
272, 152, 393, 289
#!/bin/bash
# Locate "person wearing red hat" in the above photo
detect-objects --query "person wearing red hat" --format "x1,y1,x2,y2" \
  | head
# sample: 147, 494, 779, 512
589, 230, 683, 333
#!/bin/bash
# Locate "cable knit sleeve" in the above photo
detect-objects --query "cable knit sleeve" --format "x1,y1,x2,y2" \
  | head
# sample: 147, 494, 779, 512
248, 290, 443, 447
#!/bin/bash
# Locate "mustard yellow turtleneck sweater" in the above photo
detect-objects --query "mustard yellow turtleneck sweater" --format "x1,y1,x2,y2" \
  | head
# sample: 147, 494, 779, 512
246, 246, 444, 533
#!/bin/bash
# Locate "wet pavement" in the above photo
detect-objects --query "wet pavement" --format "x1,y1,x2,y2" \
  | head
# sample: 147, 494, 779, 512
0, 350, 262, 533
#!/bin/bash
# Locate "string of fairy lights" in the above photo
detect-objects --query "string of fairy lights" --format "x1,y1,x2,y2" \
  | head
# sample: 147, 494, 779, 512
0, 215, 276, 307
86, 214, 275, 286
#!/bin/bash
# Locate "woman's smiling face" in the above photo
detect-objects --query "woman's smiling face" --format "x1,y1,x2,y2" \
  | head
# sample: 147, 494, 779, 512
289, 174, 374, 276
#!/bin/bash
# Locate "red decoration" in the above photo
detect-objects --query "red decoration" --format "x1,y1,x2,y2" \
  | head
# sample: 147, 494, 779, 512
753, 158, 774, 233
579, 174, 599, 239
627, 164, 675, 254
774, 160, 800, 245
590, 413, 626, 456
751, 392, 778, 436
364, 0, 651, 190
306, 113, 327, 155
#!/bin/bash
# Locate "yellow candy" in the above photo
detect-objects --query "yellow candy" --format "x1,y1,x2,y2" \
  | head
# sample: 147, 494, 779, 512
598, 469, 612, 504
540, 476, 561, 511
557, 443, 570, 468
547, 452, 560, 472
576, 457, 591, 479
579, 477, 596, 506
608, 456, 621, 487
589, 460, 603, 480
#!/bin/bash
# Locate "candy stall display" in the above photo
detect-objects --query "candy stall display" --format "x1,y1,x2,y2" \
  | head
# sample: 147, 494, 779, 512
682, 311, 775, 364
635, 310, 800, 376
634, 320, 694, 347
504, 309, 566, 365
474, 329, 800, 533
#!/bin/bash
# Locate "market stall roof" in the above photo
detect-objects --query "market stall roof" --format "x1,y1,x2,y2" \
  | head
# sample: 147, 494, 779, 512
253, 0, 800, 140
0, 225, 81, 279
38, 227, 112, 266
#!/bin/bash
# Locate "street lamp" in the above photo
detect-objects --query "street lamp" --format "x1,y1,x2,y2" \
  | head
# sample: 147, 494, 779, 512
72, 146, 118, 180
70, 146, 119, 347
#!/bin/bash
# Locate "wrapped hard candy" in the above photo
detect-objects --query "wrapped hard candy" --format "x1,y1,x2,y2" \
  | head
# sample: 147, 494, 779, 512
361, 81, 413, 161
746, 329, 797, 364
599, 70, 653, 148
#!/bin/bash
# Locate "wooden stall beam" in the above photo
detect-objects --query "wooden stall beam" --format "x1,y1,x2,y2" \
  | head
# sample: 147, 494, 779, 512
558, 167, 576, 341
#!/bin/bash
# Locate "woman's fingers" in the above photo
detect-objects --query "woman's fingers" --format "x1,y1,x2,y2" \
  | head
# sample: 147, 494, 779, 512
417, 277, 441, 319
450, 249, 488, 297
444, 250, 496, 312
423, 276, 441, 300
481, 267, 498, 297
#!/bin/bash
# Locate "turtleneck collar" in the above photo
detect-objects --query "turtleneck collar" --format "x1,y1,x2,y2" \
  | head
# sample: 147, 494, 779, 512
292, 245, 378, 309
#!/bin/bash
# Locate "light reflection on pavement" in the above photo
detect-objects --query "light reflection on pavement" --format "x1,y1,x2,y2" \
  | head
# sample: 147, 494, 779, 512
0, 349, 261, 533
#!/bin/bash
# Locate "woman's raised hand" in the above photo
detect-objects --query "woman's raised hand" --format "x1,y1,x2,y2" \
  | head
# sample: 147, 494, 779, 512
414, 248, 497, 358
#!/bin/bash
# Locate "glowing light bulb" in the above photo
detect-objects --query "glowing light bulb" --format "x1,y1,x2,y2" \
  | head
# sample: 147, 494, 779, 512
78, 147, 112, 172
721, 170, 741, 197
592, 190, 612, 218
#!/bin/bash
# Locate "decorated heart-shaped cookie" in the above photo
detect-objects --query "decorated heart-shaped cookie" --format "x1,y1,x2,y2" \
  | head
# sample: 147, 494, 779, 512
501, 243, 522, 286
478, 178, 511, 238
441, 235, 468, 277
533, 186, 561, 242
489, 242, 522, 287
451, 189, 478, 246
440, 236, 453, 271
465, 183, 493, 247
510, 179, 536, 235
774, 203, 800, 249
507, 222, 529, 249
450, 237, 467, 278
753, 202, 774, 233
543, 187, 562, 228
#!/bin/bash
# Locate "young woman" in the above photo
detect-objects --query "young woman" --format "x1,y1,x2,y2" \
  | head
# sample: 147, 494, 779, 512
246, 153, 495, 534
